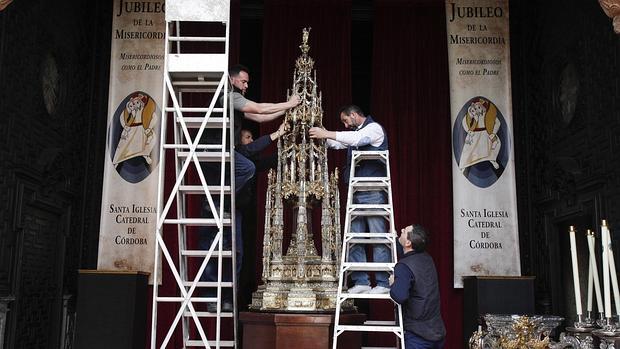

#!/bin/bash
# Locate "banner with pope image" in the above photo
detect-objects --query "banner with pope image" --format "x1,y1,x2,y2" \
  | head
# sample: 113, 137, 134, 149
97, 0, 165, 283
446, 0, 520, 287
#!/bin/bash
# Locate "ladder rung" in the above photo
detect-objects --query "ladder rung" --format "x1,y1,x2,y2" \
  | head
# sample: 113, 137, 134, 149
156, 297, 217, 303
350, 204, 391, 210
361, 347, 398, 349
172, 80, 219, 86
179, 185, 231, 194
168, 54, 227, 73
350, 210, 390, 217
169, 36, 226, 42
183, 311, 234, 318
164, 218, 232, 226
175, 116, 230, 128
345, 232, 395, 239
342, 263, 394, 271
181, 250, 233, 257
336, 325, 401, 333
177, 87, 220, 93
351, 182, 390, 191
365, 320, 398, 325
348, 238, 393, 245
351, 150, 389, 160
351, 177, 390, 183
186, 340, 235, 347
340, 293, 392, 300
177, 151, 231, 160
182, 281, 233, 288
164, 144, 224, 150
166, 107, 224, 113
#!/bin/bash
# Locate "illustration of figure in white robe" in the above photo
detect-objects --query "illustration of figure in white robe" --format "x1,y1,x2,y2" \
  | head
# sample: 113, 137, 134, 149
113, 94, 158, 167
458, 98, 501, 171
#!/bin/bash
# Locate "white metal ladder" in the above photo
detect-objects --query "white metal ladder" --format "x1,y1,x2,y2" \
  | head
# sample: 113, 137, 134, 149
151, 0, 237, 348
332, 150, 405, 349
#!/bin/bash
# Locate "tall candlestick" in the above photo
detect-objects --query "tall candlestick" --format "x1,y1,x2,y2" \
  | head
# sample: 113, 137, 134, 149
570, 226, 583, 315
587, 230, 604, 313
588, 245, 594, 313
603, 222, 620, 316
603, 220, 612, 318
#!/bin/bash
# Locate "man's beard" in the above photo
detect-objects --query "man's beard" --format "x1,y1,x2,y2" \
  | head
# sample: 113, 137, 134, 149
233, 86, 244, 94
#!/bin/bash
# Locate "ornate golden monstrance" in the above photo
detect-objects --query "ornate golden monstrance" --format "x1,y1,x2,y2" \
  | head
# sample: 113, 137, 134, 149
251, 28, 350, 311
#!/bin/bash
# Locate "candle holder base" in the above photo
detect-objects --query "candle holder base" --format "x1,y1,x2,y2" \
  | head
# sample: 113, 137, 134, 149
573, 321, 596, 329
592, 328, 620, 349
558, 327, 595, 349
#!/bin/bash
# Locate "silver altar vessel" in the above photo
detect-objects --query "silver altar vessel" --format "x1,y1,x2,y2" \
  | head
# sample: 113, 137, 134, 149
468, 314, 564, 349
250, 28, 349, 312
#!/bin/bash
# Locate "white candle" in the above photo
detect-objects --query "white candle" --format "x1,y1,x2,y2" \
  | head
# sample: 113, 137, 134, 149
587, 239, 593, 313
569, 226, 583, 315
604, 223, 620, 316
603, 220, 612, 318
587, 230, 604, 313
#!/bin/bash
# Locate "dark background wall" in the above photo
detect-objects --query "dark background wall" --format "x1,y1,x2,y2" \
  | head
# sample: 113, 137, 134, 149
0, 0, 110, 347
0, 0, 618, 347
511, 0, 620, 324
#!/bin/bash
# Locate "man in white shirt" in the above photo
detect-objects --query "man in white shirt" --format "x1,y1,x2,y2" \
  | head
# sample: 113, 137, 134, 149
309, 105, 391, 294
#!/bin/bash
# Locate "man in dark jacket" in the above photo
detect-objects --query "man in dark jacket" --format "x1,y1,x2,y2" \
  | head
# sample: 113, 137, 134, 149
389, 224, 446, 348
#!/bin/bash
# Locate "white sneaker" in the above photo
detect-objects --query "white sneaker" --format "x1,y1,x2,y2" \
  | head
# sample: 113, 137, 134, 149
368, 286, 390, 294
347, 285, 372, 294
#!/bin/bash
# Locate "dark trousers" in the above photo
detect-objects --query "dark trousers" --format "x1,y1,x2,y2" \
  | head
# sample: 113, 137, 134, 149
404, 331, 444, 349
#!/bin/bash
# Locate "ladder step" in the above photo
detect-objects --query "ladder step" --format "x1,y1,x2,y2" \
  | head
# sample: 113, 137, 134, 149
178, 151, 231, 161
351, 182, 390, 191
181, 250, 233, 257
167, 53, 227, 73
342, 262, 394, 271
365, 320, 398, 326
168, 36, 226, 42
164, 144, 224, 150
172, 80, 219, 86
164, 218, 232, 226
350, 204, 391, 210
182, 281, 234, 288
348, 238, 393, 244
166, 107, 224, 113
351, 177, 390, 183
175, 116, 230, 128
340, 293, 392, 300
156, 297, 217, 303
345, 232, 395, 239
183, 311, 234, 318
336, 325, 401, 333
179, 185, 231, 194
351, 150, 389, 161
186, 340, 235, 347
350, 210, 391, 217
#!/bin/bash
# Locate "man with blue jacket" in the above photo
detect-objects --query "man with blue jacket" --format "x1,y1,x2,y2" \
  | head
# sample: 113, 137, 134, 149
389, 224, 446, 348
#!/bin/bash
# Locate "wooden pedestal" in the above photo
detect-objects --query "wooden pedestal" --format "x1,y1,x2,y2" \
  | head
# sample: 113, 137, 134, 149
240, 311, 366, 349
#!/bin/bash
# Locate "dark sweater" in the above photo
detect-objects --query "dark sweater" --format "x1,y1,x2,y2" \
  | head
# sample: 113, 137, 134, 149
390, 250, 446, 341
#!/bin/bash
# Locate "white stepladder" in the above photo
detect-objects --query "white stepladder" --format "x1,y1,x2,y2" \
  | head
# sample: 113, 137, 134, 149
332, 150, 405, 349
151, 0, 237, 348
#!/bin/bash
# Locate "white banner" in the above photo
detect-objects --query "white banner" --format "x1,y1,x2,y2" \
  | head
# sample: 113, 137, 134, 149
446, 0, 520, 287
98, 0, 165, 283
